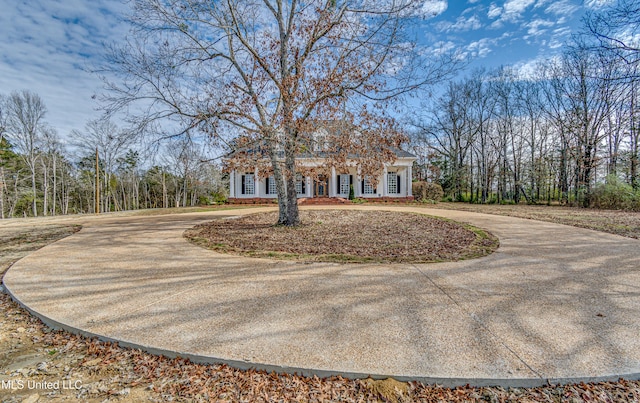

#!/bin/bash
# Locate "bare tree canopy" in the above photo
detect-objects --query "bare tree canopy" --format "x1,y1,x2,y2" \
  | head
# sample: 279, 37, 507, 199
99, 0, 458, 225
585, 0, 640, 74
4, 90, 48, 217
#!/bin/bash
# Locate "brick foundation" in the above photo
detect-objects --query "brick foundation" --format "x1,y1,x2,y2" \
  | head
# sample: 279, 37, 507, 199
368, 196, 415, 202
228, 196, 414, 204
227, 198, 278, 204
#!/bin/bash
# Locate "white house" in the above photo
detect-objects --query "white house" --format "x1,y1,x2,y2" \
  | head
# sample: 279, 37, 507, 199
228, 150, 416, 202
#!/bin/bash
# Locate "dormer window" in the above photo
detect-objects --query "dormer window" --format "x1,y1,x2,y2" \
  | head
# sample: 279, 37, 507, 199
314, 129, 328, 151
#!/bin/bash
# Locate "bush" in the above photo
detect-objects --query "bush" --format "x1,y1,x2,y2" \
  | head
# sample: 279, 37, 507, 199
348, 184, 355, 200
211, 192, 228, 204
589, 175, 640, 210
412, 181, 444, 203
199, 192, 228, 205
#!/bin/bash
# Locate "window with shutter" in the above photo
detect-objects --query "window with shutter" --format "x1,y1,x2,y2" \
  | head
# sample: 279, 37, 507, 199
295, 174, 305, 195
387, 172, 397, 194
363, 176, 375, 194
339, 174, 350, 194
267, 176, 276, 195
242, 173, 254, 195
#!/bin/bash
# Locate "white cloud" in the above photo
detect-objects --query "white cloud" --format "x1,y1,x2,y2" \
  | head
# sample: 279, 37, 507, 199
513, 58, 540, 79
585, 0, 616, 9
466, 38, 494, 58
0, 0, 130, 136
512, 56, 560, 80
426, 40, 458, 56
541, 26, 572, 49
545, 0, 579, 16
524, 19, 555, 37
553, 26, 572, 37
502, 0, 536, 21
548, 38, 564, 49
421, 0, 448, 18
437, 15, 482, 32
487, 3, 502, 19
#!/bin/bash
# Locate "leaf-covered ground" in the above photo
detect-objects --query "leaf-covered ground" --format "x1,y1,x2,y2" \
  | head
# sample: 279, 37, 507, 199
185, 210, 498, 263
3, 290, 640, 402
425, 202, 640, 239
2, 208, 640, 402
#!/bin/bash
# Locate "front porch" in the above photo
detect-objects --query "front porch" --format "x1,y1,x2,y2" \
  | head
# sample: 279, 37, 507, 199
229, 162, 414, 201
226, 196, 414, 204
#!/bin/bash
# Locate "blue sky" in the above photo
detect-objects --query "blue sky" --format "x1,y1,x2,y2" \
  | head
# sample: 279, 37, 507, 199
0, 0, 614, 141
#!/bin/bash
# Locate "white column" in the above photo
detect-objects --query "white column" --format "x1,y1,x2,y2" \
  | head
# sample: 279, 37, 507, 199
254, 167, 260, 197
407, 165, 413, 197
230, 169, 235, 198
330, 167, 336, 197
382, 166, 388, 197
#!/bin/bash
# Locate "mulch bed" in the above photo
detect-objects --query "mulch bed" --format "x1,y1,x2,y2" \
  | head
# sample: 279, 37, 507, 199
185, 210, 498, 263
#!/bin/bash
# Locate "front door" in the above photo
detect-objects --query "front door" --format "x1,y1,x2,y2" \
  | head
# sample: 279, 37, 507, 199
314, 175, 328, 197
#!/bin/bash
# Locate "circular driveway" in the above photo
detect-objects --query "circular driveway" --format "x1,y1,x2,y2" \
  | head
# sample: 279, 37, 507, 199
4, 206, 640, 387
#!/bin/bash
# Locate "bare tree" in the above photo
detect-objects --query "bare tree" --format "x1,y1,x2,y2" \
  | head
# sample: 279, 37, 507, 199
585, 0, 639, 75
161, 137, 203, 207
100, 0, 457, 225
422, 80, 476, 201
4, 90, 48, 217
71, 119, 128, 212
39, 128, 61, 216
0, 95, 7, 218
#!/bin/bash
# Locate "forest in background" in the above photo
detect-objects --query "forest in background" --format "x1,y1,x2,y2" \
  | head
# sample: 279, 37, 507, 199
410, 1, 640, 209
0, 105, 227, 218
1, 1, 638, 218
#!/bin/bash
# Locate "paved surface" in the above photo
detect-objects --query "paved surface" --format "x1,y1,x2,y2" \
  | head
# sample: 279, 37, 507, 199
3, 206, 640, 387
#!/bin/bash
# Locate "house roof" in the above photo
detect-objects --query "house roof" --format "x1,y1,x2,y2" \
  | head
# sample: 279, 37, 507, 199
231, 147, 416, 160
392, 148, 416, 158
225, 121, 416, 160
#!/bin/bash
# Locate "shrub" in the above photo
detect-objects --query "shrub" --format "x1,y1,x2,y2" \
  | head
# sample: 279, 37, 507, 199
348, 184, 355, 200
200, 192, 228, 205
412, 181, 444, 203
211, 192, 228, 204
589, 175, 640, 210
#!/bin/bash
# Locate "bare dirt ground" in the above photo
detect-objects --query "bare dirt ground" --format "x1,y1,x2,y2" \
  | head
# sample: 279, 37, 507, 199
2, 206, 640, 402
185, 210, 498, 263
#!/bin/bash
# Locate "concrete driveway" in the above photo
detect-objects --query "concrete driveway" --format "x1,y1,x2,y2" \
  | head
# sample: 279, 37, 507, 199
3, 206, 640, 387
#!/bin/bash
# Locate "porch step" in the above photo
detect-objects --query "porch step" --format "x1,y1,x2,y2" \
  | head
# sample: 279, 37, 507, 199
297, 197, 351, 205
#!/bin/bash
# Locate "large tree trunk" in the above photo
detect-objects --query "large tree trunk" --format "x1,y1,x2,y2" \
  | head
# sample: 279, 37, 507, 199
280, 125, 300, 226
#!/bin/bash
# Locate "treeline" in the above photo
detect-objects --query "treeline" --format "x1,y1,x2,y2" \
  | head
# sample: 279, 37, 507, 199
0, 91, 226, 218
412, 1, 640, 208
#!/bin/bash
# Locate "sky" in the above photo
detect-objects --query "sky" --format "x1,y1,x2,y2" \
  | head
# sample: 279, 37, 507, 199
0, 0, 616, 142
